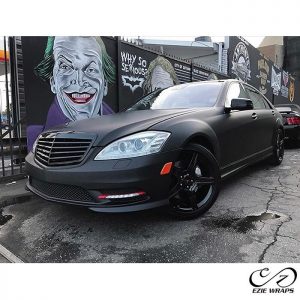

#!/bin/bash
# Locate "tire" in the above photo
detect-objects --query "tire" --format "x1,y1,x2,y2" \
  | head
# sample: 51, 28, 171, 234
168, 143, 221, 219
270, 128, 284, 165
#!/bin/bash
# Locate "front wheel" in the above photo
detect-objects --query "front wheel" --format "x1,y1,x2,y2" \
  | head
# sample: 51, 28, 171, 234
269, 128, 284, 165
168, 144, 221, 219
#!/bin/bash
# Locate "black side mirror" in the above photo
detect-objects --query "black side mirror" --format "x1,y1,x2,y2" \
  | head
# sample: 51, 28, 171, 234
226, 98, 253, 112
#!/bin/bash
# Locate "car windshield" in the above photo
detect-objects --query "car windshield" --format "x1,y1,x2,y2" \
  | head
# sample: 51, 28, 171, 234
128, 82, 223, 111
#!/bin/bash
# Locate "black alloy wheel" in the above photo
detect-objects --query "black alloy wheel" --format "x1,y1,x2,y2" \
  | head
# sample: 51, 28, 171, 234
270, 129, 284, 165
168, 143, 221, 219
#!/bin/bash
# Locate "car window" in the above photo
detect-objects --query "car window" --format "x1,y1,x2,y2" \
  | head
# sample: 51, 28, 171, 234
262, 98, 273, 109
225, 82, 248, 107
128, 82, 223, 110
244, 85, 268, 109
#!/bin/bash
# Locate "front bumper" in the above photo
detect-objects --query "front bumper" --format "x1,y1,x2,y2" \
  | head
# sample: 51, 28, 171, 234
25, 148, 181, 212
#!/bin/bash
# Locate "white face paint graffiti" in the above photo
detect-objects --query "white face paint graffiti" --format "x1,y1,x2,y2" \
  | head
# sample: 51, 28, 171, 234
150, 66, 174, 91
50, 37, 108, 121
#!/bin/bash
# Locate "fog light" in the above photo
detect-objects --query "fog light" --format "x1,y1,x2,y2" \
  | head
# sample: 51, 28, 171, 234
98, 191, 146, 200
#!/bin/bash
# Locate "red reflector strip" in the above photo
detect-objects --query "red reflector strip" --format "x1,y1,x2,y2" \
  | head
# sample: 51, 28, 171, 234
160, 162, 173, 175
287, 117, 300, 125
98, 191, 145, 199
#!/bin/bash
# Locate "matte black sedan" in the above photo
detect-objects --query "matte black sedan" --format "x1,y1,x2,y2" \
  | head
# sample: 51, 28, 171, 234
25, 80, 284, 219
275, 104, 300, 146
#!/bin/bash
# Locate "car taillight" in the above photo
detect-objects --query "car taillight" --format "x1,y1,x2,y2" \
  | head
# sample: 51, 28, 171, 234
286, 116, 300, 125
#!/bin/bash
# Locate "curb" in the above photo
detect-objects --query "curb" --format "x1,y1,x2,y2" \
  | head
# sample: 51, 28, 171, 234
0, 244, 24, 263
0, 193, 33, 209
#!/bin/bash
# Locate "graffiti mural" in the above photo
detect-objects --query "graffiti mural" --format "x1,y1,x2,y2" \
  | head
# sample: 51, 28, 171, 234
228, 36, 299, 105
281, 71, 289, 98
121, 50, 147, 92
231, 40, 251, 82
257, 57, 270, 95
289, 77, 295, 102
119, 43, 184, 110
143, 56, 179, 94
271, 66, 282, 96
22, 36, 300, 145
23, 36, 117, 150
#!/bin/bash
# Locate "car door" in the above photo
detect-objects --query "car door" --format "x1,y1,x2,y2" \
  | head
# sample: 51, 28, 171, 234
216, 82, 257, 170
243, 84, 275, 153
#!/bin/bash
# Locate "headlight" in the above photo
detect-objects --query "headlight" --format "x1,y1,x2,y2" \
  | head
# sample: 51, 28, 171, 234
94, 131, 171, 160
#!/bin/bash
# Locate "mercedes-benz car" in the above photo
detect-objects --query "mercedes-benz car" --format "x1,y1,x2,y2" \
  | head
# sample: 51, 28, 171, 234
25, 80, 284, 219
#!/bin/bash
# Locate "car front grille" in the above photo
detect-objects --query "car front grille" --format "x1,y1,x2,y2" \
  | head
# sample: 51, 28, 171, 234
30, 177, 95, 203
35, 134, 93, 167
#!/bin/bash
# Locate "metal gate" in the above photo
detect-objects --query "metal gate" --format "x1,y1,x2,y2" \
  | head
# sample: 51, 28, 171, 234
0, 36, 27, 182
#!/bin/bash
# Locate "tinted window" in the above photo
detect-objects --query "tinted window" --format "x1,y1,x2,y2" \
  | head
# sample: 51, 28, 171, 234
128, 82, 223, 111
244, 85, 267, 109
225, 82, 248, 107
263, 98, 273, 109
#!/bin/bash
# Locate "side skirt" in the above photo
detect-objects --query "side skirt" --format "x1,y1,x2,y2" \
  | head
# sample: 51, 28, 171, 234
220, 147, 273, 180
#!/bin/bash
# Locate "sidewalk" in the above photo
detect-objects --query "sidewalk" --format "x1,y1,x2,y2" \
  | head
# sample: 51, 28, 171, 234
0, 177, 31, 263
0, 254, 9, 263
0, 177, 31, 208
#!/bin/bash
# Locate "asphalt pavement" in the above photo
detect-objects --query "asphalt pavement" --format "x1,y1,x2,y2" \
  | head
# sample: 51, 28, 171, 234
0, 147, 299, 263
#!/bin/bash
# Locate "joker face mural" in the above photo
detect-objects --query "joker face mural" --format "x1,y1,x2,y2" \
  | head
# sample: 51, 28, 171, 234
27, 36, 115, 151
50, 37, 108, 121
143, 56, 179, 94
150, 65, 174, 91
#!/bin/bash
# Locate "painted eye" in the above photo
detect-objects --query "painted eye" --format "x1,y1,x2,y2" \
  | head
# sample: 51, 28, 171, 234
86, 67, 96, 74
59, 63, 71, 70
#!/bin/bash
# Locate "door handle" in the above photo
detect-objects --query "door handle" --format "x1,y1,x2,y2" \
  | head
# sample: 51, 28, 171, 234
272, 110, 275, 116
252, 113, 257, 119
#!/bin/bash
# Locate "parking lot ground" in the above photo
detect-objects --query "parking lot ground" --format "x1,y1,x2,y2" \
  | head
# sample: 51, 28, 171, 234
0, 148, 299, 263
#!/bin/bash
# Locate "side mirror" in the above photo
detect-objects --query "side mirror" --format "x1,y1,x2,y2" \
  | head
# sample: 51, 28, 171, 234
225, 98, 253, 112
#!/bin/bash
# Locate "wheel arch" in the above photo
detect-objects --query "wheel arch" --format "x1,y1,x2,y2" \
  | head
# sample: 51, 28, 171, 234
183, 133, 220, 162
152, 118, 221, 162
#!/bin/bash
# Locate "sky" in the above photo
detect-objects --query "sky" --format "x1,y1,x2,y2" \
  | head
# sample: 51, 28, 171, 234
132, 36, 265, 48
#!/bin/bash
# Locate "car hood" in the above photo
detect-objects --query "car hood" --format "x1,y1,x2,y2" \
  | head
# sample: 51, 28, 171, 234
46, 109, 199, 146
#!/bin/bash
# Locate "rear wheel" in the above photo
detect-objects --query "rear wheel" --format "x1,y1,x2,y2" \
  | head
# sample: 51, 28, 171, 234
168, 144, 221, 219
270, 128, 284, 165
